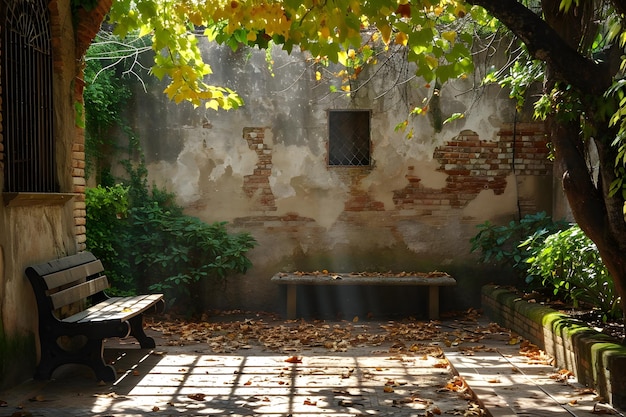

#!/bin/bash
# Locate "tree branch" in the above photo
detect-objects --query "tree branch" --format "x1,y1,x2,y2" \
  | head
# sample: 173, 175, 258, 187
465, 0, 612, 95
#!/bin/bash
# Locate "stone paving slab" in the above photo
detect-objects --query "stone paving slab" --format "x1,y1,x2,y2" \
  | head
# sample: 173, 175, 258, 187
443, 328, 625, 417
1, 318, 624, 417
0, 329, 473, 416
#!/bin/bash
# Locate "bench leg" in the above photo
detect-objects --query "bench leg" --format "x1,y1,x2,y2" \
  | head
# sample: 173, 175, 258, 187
129, 314, 156, 348
35, 337, 117, 382
428, 286, 440, 320
84, 338, 118, 382
286, 284, 297, 320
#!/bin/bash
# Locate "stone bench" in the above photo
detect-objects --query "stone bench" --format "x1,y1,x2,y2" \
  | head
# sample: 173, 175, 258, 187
271, 272, 456, 320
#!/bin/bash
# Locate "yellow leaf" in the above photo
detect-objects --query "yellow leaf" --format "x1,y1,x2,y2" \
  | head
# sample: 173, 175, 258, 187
320, 26, 330, 39
425, 54, 439, 69
337, 50, 348, 66
352, 316, 359, 323
395, 32, 408, 46
442, 31, 456, 44
383, 386, 394, 393
247, 31, 257, 42
206, 100, 219, 111
379, 24, 392, 45
349, 0, 360, 14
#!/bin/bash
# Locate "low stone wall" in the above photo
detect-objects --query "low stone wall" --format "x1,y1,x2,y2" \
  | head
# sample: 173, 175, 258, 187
482, 284, 626, 408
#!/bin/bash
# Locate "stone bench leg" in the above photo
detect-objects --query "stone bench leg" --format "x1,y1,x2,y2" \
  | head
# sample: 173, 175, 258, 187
429, 286, 439, 320
286, 284, 297, 319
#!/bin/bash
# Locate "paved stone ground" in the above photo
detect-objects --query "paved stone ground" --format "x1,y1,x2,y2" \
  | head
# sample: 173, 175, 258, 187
0, 316, 623, 417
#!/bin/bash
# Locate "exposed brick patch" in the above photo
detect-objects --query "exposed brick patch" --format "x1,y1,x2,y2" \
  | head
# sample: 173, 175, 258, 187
394, 124, 551, 211
333, 168, 385, 212
74, 0, 112, 60
232, 214, 322, 239
242, 127, 277, 211
71, 0, 114, 250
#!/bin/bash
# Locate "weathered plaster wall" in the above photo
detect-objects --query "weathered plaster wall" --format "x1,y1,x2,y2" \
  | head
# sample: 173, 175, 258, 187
119, 41, 552, 317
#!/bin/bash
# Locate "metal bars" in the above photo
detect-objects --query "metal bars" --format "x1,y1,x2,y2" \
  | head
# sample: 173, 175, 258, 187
2, 0, 56, 192
328, 109, 371, 166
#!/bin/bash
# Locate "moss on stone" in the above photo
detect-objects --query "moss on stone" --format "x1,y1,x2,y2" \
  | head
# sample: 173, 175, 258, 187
0, 324, 36, 389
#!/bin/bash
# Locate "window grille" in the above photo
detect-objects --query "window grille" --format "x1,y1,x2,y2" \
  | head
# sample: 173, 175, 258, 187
328, 110, 371, 166
2, 0, 57, 193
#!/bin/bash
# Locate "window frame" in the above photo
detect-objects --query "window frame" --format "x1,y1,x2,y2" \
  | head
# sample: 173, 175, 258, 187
327, 109, 372, 167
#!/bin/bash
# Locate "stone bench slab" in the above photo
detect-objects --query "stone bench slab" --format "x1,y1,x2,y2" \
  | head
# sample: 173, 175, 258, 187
271, 272, 456, 320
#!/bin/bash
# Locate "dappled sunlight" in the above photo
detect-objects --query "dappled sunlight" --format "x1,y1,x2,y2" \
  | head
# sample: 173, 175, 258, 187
89, 347, 468, 416
3, 314, 605, 416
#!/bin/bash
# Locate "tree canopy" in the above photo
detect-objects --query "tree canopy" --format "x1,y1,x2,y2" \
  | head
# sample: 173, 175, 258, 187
107, 0, 485, 108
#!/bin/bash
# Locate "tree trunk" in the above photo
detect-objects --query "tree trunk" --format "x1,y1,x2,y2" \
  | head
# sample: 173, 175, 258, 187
467, 0, 626, 326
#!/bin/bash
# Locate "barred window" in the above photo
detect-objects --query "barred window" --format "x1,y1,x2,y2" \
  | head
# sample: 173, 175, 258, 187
2, 0, 57, 193
328, 110, 371, 166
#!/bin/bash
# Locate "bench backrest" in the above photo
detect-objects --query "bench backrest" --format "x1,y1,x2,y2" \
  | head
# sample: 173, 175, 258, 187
26, 252, 111, 312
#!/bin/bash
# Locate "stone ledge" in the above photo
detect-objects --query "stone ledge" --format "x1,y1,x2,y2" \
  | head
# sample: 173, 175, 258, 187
482, 284, 626, 409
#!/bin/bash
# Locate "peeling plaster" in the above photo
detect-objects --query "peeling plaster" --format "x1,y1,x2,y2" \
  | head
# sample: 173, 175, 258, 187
269, 142, 347, 228
462, 173, 519, 219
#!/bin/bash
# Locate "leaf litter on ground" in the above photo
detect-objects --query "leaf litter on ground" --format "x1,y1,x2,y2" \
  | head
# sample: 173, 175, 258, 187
140, 308, 612, 416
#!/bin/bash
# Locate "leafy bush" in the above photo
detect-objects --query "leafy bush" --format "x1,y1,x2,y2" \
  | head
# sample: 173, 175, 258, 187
525, 225, 621, 319
470, 212, 567, 281
85, 184, 135, 295
85, 183, 257, 313
470, 213, 621, 319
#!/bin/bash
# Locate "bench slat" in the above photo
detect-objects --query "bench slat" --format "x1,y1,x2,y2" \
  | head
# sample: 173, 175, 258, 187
62, 294, 164, 323
43, 260, 104, 290
27, 252, 98, 280
49, 275, 110, 309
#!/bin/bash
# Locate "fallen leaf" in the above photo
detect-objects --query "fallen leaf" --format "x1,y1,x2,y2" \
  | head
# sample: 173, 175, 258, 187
303, 398, 317, 406
383, 386, 394, 393
187, 393, 206, 401
433, 359, 449, 368
576, 387, 596, 395
152, 406, 160, 411
285, 356, 302, 363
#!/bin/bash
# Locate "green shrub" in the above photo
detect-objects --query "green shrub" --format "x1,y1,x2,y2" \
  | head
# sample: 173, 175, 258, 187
85, 183, 257, 313
470, 213, 621, 320
525, 225, 621, 319
127, 201, 256, 311
85, 184, 135, 295
470, 211, 568, 281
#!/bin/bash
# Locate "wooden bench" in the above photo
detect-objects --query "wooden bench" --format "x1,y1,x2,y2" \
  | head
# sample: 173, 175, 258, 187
26, 252, 164, 382
271, 272, 456, 320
